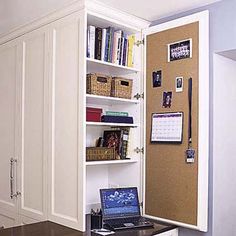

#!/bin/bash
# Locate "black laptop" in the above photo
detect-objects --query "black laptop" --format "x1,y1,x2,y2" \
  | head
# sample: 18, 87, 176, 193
100, 187, 153, 230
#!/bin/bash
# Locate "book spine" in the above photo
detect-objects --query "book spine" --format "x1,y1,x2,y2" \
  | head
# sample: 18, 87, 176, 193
101, 28, 107, 61
119, 37, 124, 65
108, 28, 114, 63
88, 26, 95, 59
127, 34, 135, 67
120, 129, 129, 159
104, 27, 110, 62
112, 31, 119, 64
122, 37, 128, 66
115, 31, 122, 64
126, 39, 129, 67
116, 38, 121, 64
106, 111, 129, 116
95, 27, 102, 60
87, 28, 90, 58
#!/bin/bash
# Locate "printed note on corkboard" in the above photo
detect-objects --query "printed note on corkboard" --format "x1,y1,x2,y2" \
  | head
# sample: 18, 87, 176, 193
145, 22, 199, 225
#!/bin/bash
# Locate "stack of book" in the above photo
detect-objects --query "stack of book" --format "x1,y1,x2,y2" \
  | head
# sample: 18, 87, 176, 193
87, 25, 136, 67
101, 111, 133, 124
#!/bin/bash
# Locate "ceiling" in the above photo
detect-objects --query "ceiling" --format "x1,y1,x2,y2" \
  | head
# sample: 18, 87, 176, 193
98, 0, 220, 21
0, 0, 220, 36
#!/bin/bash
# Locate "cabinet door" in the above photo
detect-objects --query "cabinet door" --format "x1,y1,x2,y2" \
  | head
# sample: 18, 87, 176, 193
18, 27, 49, 221
143, 11, 209, 231
0, 40, 21, 226
47, 11, 86, 231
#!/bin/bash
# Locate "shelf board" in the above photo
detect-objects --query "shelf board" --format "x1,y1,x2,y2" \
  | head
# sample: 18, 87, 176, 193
86, 94, 140, 105
86, 58, 140, 75
86, 122, 138, 127
86, 159, 138, 166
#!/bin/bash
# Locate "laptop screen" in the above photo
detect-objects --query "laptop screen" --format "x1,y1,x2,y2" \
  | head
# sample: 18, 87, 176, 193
100, 187, 140, 219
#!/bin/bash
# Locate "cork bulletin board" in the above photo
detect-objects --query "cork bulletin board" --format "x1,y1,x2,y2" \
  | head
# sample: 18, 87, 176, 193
145, 22, 199, 225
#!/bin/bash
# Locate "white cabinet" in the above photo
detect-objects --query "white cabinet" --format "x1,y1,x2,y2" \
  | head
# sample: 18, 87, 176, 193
154, 228, 178, 236
0, 0, 209, 233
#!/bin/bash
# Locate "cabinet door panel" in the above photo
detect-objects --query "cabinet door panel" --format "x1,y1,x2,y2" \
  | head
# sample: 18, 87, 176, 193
48, 12, 85, 231
18, 28, 48, 221
143, 11, 209, 232
0, 42, 19, 217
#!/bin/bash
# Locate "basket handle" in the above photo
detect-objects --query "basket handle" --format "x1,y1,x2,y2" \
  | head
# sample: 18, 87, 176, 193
120, 80, 129, 86
97, 76, 108, 83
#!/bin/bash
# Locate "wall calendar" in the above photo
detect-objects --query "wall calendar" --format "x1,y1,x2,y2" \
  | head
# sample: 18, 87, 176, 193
151, 112, 183, 143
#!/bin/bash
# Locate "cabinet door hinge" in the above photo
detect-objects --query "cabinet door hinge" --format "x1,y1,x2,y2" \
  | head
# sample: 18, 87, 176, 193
134, 147, 144, 154
139, 201, 143, 208
134, 93, 144, 100
135, 39, 145, 47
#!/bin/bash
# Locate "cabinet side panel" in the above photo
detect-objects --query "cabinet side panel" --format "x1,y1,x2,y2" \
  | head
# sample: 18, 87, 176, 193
52, 19, 79, 220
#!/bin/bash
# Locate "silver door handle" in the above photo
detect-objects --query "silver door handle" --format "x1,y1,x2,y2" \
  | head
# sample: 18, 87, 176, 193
10, 158, 17, 199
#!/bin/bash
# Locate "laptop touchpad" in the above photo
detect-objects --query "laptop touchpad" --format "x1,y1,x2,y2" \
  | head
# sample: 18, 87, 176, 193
124, 223, 134, 227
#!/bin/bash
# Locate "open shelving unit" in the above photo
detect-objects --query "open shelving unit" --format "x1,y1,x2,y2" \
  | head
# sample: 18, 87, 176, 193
85, 11, 144, 214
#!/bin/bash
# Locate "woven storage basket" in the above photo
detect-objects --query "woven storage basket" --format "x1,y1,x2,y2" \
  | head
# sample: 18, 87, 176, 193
86, 147, 117, 161
111, 77, 133, 99
87, 73, 112, 97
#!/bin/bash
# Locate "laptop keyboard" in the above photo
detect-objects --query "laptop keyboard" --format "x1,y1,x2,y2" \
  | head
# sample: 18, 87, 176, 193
105, 217, 146, 225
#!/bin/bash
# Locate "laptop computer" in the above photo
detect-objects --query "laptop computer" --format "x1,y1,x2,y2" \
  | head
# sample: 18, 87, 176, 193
100, 187, 153, 230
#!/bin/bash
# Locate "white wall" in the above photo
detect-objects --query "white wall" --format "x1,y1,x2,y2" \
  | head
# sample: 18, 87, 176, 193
213, 54, 236, 236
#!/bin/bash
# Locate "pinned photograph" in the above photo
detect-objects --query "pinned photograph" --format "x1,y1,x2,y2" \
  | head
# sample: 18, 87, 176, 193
176, 77, 183, 92
162, 91, 172, 108
152, 70, 162, 87
168, 39, 192, 62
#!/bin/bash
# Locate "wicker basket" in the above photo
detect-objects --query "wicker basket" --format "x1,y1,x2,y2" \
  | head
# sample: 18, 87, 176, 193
87, 73, 112, 97
86, 147, 117, 161
111, 77, 133, 99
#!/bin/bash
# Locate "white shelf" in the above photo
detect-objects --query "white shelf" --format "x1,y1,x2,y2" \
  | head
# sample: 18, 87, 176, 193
86, 94, 140, 105
86, 122, 138, 127
86, 159, 138, 166
86, 58, 140, 75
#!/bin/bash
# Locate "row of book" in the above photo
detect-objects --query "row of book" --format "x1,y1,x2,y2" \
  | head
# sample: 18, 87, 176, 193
87, 25, 136, 67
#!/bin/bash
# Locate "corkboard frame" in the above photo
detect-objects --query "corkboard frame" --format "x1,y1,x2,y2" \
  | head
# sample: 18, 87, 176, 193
142, 11, 209, 232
